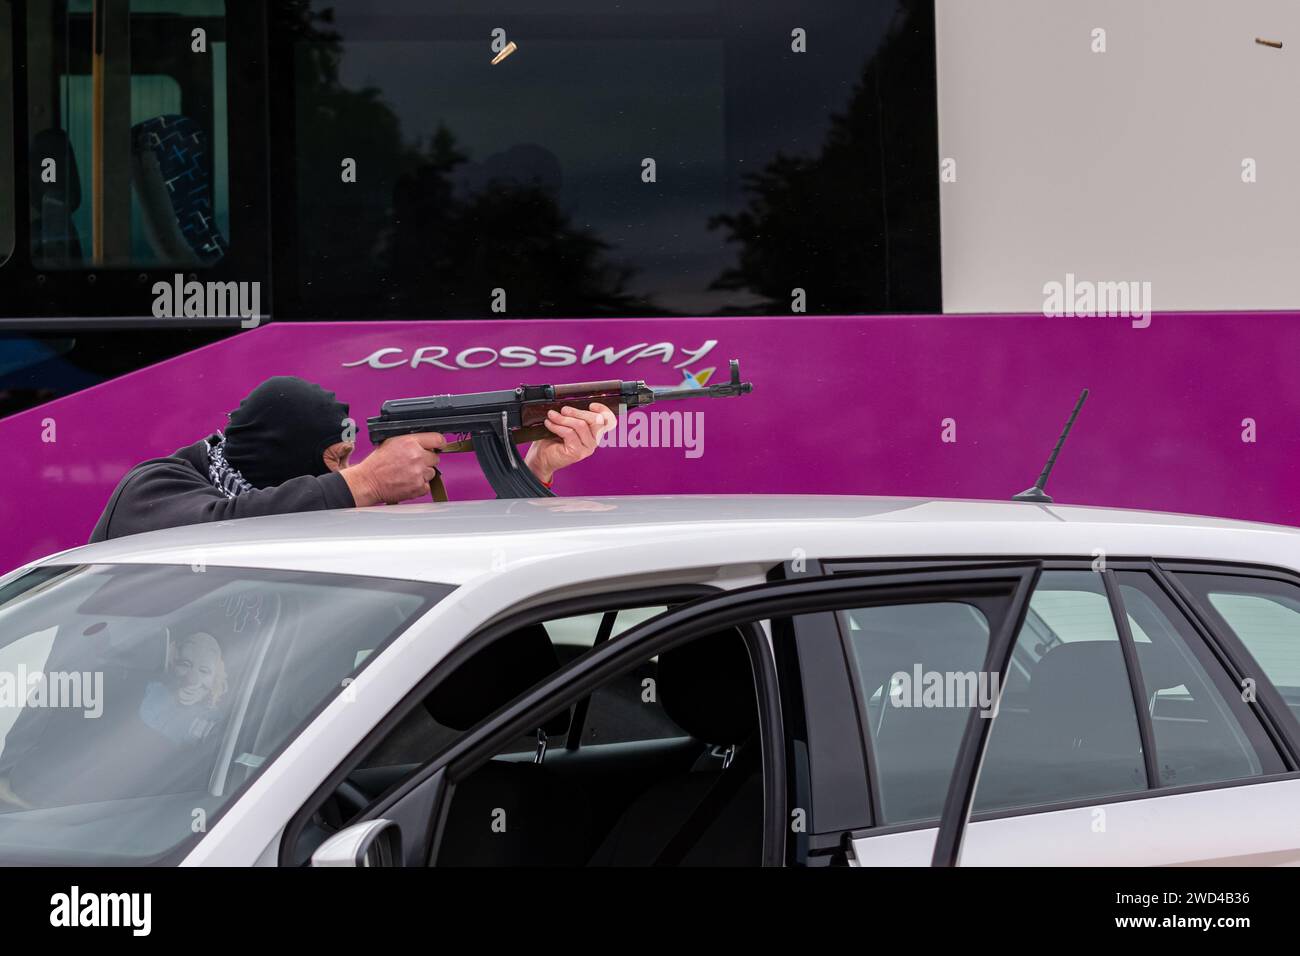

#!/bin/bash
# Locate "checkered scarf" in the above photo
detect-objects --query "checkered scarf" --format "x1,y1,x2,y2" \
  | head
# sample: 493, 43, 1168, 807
206, 433, 254, 499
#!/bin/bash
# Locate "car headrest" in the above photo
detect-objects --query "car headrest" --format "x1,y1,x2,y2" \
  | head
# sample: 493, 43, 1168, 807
1029, 641, 1136, 750
424, 623, 569, 736
657, 628, 758, 745
99, 624, 170, 673
1133, 641, 1184, 694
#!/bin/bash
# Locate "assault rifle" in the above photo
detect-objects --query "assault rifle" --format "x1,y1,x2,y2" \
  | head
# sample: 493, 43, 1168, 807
367, 359, 754, 499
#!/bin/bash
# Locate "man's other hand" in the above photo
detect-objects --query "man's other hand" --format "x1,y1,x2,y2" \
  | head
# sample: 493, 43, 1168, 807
524, 403, 617, 485
343, 433, 445, 506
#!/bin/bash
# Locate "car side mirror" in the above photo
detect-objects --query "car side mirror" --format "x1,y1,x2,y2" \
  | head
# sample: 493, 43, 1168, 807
311, 819, 403, 867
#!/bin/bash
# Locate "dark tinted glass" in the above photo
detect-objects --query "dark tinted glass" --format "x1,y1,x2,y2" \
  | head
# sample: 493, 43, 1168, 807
271, 0, 940, 318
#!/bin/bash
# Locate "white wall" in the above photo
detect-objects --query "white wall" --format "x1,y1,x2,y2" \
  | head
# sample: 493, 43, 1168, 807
936, 0, 1300, 313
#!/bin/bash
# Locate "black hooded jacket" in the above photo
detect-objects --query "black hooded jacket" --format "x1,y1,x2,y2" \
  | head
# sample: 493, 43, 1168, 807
88, 433, 355, 543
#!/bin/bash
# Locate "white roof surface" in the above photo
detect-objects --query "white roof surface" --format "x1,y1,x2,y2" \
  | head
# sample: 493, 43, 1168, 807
35, 496, 1300, 586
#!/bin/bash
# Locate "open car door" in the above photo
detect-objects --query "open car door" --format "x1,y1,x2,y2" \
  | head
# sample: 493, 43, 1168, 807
287, 563, 1041, 867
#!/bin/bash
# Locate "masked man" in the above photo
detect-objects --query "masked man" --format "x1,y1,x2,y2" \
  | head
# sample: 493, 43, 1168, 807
89, 376, 614, 542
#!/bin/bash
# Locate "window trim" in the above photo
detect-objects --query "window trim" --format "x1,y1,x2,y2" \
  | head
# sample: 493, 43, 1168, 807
928, 566, 1040, 866
1103, 569, 1160, 788
769, 557, 875, 859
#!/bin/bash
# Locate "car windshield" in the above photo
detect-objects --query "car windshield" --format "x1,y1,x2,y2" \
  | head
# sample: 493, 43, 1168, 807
0, 563, 450, 864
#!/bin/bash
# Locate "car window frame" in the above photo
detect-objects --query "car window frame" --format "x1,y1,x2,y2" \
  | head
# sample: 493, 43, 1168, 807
776, 558, 1049, 859
420, 614, 779, 868
767, 557, 876, 863
280, 564, 1043, 868
821, 556, 1300, 851
278, 582, 724, 866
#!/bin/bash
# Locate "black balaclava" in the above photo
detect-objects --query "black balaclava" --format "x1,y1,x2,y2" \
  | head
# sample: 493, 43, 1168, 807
222, 377, 350, 489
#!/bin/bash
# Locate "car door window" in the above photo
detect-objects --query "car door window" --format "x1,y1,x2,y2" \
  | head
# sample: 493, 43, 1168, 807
842, 601, 992, 825
844, 572, 1147, 823
356, 603, 679, 774
826, 566, 1300, 869
1174, 572, 1300, 726
1114, 572, 1281, 787
973, 571, 1146, 813
844, 566, 1288, 839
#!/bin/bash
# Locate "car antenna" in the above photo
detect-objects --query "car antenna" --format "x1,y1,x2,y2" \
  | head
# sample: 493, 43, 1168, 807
1012, 388, 1089, 503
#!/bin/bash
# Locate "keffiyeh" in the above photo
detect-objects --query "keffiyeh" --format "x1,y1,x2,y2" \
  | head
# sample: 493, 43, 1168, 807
207, 433, 254, 499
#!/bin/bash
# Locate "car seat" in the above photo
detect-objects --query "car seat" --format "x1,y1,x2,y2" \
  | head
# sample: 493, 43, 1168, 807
426, 623, 592, 865
130, 114, 228, 264
587, 628, 763, 866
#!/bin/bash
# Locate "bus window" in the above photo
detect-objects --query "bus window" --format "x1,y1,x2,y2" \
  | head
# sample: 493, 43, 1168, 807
26, 0, 230, 270
0, 0, 13, 267
271, 0, 942, 319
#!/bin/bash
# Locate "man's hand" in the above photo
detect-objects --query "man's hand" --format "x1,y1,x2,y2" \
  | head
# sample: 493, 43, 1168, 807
342, 432, 445, 506
524, 403, 617, 485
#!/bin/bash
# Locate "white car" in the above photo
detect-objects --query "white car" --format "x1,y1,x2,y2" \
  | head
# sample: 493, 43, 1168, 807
0, 495, 1297, 867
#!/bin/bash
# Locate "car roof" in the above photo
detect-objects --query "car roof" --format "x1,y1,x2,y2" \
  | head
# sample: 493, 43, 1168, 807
35, 495, 1300, 586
